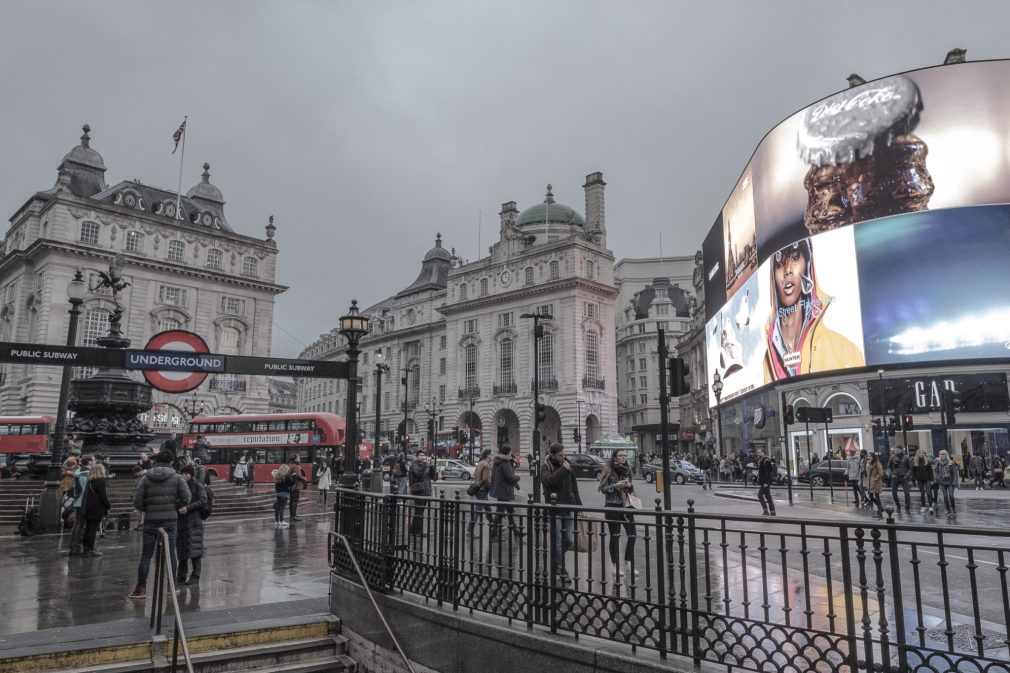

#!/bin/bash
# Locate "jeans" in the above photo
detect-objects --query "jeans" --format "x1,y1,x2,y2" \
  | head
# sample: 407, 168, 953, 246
410, 498, 429, 536
274, 492, 290, 523
605, 504, 636, 565
490, 503, 522, 537
849, 479, 865, 503
178, 556, 202, 581
396, 477, 407, 495
703, 470, 712, 490
468, 491, 491, 531
973, 471, 985, 489
136, 522, 178, 590
891, 477, 911, 511
83, 518, 101, 551
868, 492, 884, 513
917, 481, 935, 508
939, 484, 956, 513
289, 489, 302, 518
552, 511, 576, 575
757, 484, 775, 514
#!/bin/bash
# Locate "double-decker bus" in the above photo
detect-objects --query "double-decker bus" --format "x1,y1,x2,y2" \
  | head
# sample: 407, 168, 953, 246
182, 413, 345, 483
0, 416, 53, 475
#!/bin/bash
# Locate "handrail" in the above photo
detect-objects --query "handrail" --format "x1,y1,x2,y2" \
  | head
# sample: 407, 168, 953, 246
148, 528, 195, 673
330, 531, 416, 673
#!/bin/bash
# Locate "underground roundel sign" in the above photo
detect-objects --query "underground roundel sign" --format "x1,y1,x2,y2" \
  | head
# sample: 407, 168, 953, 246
139, 330, 216, 393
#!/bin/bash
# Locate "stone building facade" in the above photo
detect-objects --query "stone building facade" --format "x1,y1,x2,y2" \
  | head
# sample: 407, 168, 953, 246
0, 125, 286, 434
298, 174, 619, 457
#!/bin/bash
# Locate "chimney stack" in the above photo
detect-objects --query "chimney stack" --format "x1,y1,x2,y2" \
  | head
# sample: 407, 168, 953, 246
499, 201, 518, 236
583, 172, 606, 243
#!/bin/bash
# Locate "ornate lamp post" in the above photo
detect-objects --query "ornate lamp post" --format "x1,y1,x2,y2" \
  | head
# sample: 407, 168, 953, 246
712, 370, 724, 467
424, 395, 442, 455
400, 368, 410, 452
48, 270, 87, 480
373, 352, 389, 459
338, 300, 368, 489
521, 308, 552, 503
182, 390, 205, 420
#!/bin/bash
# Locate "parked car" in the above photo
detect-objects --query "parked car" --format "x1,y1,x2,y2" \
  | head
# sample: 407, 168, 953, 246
797, 460, 849, 486
743, 461, 790, 485
641, 458, 705, 485
565, 453, 606, 479
435, 459, 475, 481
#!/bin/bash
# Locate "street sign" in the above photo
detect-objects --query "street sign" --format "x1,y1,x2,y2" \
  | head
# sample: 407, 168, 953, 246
225, 355, 348, 378
0, 343, 121, 368
140, 330, 214, 393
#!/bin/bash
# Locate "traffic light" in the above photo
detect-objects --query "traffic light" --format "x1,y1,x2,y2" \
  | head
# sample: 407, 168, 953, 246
887, 418, 897, 437
902, 414, 913, 431
669, 357, 691, 397
892, 410, 901, 435
535, 402, 546, 426
871, 418, 882, 436
427, 419, 433, 439
783, 404, 794, 426
796, 407, 808, 423
572, 428, 581, 444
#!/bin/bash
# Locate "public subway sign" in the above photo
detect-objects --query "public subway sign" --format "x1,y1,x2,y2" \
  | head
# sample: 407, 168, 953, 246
867, 373, 1010, 416
124, 350, 225, 372
0, 343, 122, 368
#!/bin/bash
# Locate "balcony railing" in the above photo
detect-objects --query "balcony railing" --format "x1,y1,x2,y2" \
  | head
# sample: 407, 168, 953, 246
582, 376, 605, 391
457, 386, 480, 399
403, 400, 418, 411
492, 381, 516, 397
209, 376, 247, 393
530, 378, 559, 393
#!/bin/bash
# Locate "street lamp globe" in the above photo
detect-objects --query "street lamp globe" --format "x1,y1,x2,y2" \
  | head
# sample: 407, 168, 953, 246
67, 270, 87, 304
712, 370, 723, 399
338, 299, 369, 344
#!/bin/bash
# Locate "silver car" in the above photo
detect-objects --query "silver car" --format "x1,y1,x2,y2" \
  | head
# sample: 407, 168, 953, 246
642, 458, 706, 485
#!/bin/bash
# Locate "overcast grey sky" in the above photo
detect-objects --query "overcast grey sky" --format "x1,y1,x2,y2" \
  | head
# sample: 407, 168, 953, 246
1, 1, 1007, 357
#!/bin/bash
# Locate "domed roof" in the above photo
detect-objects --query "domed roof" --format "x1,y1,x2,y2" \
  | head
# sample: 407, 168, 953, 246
186, 162, 225, 205
61, 124, 106, 171
515, 184, 585, 228
423, 233, 452, 261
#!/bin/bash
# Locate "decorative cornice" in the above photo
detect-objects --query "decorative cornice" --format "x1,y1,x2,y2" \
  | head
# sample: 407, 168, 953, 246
437, 277, 617, 316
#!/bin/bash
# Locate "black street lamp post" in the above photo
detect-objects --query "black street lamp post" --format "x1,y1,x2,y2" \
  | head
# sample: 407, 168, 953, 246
400, 369, 411, 452
877, 368, 888, 458
425, 396, 441, 455
712, 370, 724, 475
49, 270, 87, 479
182, 390, 205, 420
374, 354, 388, 461
521, 308, 551, 504
338, 300, 368, 489
468, 393, 476, 463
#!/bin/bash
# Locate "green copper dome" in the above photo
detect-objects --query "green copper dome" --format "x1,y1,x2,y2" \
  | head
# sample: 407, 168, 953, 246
515, 184, 585, 228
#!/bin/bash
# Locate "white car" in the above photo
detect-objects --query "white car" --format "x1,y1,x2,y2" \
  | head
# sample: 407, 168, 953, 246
435, 459, 475, 480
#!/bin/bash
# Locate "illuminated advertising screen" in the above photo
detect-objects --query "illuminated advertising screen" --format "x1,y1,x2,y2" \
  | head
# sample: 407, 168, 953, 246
704, 60, 1010, 405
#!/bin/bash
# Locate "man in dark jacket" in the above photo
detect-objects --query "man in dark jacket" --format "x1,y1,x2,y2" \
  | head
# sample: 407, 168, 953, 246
193, 435, 211, 464
887, 446, 912, 514
129, 451, 190, 600
489, 445, 523, 540
542, 443, 582, 582
756, 449, 777, 516
407, 451, 437, 536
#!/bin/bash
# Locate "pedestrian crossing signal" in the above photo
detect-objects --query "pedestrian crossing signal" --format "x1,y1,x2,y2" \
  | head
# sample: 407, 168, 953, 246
902, 414, 913, 431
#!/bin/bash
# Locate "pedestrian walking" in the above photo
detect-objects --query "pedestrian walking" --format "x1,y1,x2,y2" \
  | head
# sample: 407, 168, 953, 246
935, 450, 959, 518
970, 453, 986, 491
162, 433, 178, 455
68, 455, 93, 556
81, 461, 111, 557
598, 449, 638, 580
912, 449, 935, 514
489, 445, 523, 541
392, 452, 408, 495
407, 451, 437, 537
273, 462, 292, 527
755, 448, 777, 516
317, 461, 332, 507
866, 453, 885, 518
542, 443, 582, 583
990, 455, 1005, 488
246, 455, 256, 487
175, 465, 208, 584
846, 451, 865, 505
233, 453, 249, 486
287, 457, 308, 521
128, 451, 190, 600
887, 446, 912, 514
467, 449, 493, 536
857, 450, 870, 506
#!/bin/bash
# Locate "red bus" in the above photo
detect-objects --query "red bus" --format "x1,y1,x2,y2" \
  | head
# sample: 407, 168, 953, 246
0, 416, 54, 475
182, 412, 345, 483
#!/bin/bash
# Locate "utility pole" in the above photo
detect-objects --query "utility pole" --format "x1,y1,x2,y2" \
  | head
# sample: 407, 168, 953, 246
521, 308, 552, 503
657, 328, 673, 512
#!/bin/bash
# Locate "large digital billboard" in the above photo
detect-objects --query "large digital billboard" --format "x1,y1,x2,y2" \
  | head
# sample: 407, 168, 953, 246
704, 60, 1010, 405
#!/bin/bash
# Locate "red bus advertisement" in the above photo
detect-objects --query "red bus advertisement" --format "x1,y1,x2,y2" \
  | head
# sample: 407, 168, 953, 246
182, 413, 345, 483
0, 416, 53, 475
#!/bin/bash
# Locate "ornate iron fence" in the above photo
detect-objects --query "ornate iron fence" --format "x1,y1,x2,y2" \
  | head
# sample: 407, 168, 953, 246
330, 489, 1010, 673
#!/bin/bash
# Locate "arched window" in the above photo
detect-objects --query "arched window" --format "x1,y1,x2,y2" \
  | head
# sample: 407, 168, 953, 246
464, 343, 478, 392
80, 221, 100, 245
538, 330, 555, 384
167, 240, 185, 263
159, 316, 181, 332
584, 331, 600, 385
206, 249, 223, 270
242, 257, 258, 276
498, 338, 514, 391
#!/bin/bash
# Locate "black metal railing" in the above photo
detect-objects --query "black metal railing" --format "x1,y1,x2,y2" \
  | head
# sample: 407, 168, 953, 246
493, 381, 517, 397
458, 386, 480, 399
330, 490, 1010, 673
531, 378, 559, 393
150, 529, 194, 673
582, 376, 605, 390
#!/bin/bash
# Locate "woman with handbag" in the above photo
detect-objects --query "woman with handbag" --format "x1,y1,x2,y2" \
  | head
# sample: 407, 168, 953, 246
81, 461, 111, 557
598, 449, 639, 580
467, 449, 493, 536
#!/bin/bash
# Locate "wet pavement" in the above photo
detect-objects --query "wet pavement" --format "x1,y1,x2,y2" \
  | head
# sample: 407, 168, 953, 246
0, 511, 333, 637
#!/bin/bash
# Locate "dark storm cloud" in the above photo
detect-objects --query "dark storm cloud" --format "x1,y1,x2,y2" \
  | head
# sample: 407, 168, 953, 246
1, 1, 1007, 356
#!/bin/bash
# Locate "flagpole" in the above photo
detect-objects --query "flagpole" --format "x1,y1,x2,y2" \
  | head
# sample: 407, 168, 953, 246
175, 116, 188, 220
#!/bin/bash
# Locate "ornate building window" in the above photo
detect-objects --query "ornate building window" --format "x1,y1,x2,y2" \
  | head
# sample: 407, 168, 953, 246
549, 260, 559, 280
459, 283, 468, 301
525, 266, 534, 286
410, 364, 420, 405
242, 256, 258, 276
464, 343, 478, 392
77, 307, 110, 377
206, 249, 224, 270
480, 278, 489, 296
167, 240, 185, 263
538, 330, 555, 387
158, 285, 186, 306
211, 326, 244, 392
159, 317, 181, 332
80, 221, 100, 245
125, 231, 144, 254
586, 260, 594, 279
498, 338, 514, 393
584, 330, 600, 386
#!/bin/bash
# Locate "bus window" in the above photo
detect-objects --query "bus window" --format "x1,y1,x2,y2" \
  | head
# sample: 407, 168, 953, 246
0, 425, 9, 436
268, 421, 286, 431
249, 449, 266, 463
252, 421, 269, 432
265, 448, 285, 463
207, 448, 223, 464
289, 420, 312, 431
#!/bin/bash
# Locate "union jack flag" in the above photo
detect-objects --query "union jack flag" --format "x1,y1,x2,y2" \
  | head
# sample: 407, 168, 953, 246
172, 119, 186, 154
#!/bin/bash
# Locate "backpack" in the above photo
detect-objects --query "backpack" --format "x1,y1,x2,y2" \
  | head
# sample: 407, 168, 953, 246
200, 484, 214, 520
